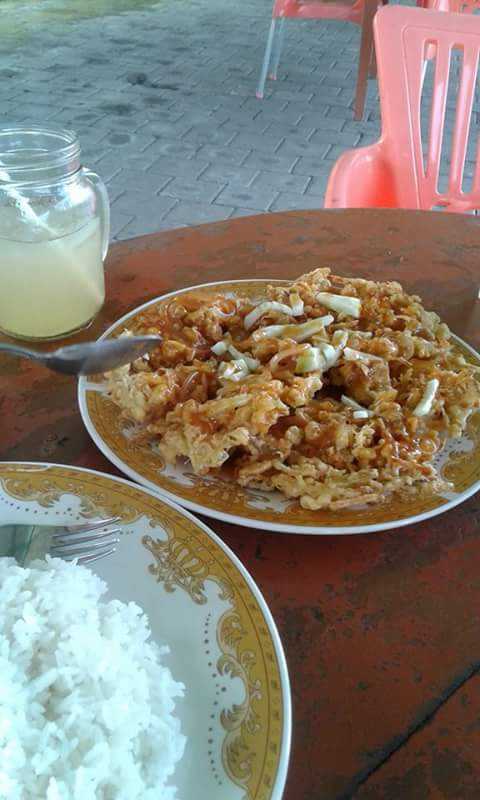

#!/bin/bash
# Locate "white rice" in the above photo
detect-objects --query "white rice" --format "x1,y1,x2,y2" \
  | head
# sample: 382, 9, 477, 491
0, 557, 186, 800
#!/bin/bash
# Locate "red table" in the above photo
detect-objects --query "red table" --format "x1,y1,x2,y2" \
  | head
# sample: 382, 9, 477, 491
2, 209, 480, 799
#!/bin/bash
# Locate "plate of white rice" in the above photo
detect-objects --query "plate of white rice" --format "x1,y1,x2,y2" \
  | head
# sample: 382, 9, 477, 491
0, 462, 291, 800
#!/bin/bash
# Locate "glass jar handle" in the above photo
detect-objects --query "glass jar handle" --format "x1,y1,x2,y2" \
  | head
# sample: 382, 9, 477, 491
82, 167, 110, 261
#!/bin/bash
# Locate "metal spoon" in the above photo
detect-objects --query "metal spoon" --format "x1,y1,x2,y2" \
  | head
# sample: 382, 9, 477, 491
0, 336, 161, 376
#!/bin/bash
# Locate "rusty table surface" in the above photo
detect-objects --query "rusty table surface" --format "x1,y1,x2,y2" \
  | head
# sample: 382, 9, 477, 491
2, 208, 480, 799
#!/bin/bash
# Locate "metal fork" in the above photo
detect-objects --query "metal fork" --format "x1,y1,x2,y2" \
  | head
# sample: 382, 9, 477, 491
1, 516, 121, 566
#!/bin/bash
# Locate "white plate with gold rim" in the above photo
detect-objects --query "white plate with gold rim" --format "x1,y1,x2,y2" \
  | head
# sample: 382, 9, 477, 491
78, 280, 480, 535
0, 462, 291, 800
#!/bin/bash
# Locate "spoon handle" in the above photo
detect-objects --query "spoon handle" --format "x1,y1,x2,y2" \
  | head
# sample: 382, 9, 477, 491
0, 342, 47, 364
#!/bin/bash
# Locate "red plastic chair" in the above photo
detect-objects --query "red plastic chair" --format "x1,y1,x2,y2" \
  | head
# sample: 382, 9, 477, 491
423, 0, 480, 11
256, 0, 385, 120
325, 5, 480, 211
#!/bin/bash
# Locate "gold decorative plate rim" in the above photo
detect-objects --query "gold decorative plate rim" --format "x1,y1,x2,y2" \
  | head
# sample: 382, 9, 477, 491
0, 460, 292, 800
78, 279, 480, 535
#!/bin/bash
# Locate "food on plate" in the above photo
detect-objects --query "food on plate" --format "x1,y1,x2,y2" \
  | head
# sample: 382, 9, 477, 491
0, 557, 185, 800
105, 268, 480, 510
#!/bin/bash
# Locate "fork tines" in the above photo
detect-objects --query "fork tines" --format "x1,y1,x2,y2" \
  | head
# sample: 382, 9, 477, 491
50, 516, 121, 564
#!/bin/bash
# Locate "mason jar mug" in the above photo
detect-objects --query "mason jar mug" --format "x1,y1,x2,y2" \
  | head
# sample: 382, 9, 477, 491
0, 126, 110, 340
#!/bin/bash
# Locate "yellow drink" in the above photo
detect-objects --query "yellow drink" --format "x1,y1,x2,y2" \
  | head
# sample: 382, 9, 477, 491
0, 217, 105, 339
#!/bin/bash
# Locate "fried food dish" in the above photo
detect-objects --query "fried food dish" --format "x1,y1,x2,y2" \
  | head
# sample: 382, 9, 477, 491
106, 269, 480, 510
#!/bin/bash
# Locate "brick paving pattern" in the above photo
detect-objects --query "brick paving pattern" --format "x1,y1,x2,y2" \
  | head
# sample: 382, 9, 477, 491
0, 0, 477, 239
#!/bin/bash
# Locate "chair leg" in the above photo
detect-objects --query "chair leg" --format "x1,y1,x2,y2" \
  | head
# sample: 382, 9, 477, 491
354, 0, 377, 121
256, 20, 278, 99
269, 17, 286, 81
368, 44, 377, 78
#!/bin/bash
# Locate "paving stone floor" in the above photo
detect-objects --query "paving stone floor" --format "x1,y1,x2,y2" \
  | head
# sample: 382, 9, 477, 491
0, 0, 477, 240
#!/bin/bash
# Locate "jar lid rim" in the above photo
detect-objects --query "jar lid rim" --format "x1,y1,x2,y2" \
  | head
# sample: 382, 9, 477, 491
0, 126, 80, 174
